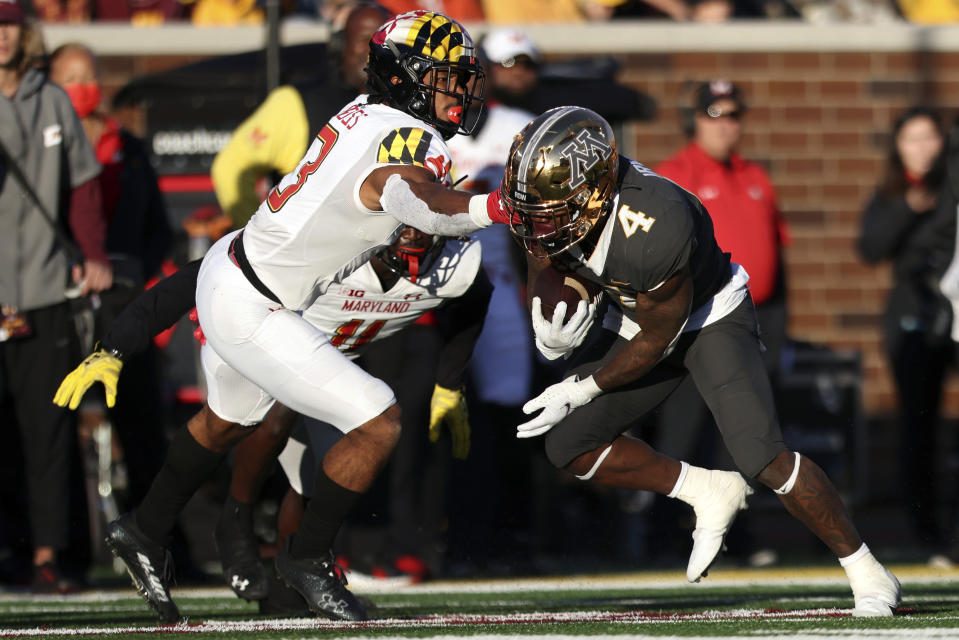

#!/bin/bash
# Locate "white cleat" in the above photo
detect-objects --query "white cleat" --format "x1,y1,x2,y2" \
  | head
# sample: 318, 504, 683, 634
685, 470, 753, 583
850, 566, 901, 617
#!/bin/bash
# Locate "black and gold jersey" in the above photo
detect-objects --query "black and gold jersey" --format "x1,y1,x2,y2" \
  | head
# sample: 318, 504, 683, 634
558, 157, 732, 317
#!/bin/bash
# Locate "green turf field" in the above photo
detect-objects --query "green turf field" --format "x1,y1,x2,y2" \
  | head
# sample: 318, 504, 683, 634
1, 565, 957, 638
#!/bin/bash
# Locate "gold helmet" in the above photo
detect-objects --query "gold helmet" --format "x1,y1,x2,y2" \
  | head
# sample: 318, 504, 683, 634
503, 106, 618, 258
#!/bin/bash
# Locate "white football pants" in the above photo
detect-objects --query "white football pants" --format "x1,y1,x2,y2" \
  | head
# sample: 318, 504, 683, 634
195, 231, 396, 430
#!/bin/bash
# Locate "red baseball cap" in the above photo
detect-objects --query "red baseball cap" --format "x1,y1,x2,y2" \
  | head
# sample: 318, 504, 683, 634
0, 0, 24, 23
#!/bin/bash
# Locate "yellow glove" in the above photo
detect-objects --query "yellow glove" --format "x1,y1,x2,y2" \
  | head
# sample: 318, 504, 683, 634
53, 348, 123, 410
428, 384, 470, 460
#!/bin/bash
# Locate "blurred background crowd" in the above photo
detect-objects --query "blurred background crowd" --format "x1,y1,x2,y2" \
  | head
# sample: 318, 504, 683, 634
2, 0, 959, 595
11, 0, 959, 27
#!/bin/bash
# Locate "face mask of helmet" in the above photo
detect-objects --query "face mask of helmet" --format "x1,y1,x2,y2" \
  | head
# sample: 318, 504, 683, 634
366, 11, 486, 140
376, 234, 446, 283
503, 106, 619, 258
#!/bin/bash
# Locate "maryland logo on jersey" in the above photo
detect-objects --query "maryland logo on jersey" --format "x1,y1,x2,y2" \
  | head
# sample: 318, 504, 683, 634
378, 127, 433, 167
374, 10, 474, 65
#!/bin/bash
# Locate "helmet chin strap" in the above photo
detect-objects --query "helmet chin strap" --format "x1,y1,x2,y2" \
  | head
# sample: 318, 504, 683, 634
395, 245, 427, 283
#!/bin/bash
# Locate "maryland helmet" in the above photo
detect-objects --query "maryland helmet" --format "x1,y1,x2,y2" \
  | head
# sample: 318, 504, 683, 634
366, 10, 485, 140
375, 227, 446, 284
503, 106, 619, 258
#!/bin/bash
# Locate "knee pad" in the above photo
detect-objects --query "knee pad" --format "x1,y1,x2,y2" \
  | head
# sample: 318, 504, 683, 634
574, 444, 613, 481
774, 452, 802, 495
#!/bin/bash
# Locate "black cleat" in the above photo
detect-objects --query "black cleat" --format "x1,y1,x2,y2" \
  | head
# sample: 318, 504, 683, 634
105, 513, 180, 624
215, 502, 269, 601
274, 539, 368, 621
258, 570, 311, 617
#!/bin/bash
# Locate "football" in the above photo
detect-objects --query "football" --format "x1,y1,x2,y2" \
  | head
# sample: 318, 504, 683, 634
532, 266, 604, 323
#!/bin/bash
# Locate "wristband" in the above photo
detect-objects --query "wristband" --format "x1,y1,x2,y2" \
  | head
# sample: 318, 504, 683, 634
487, 190, 511, 224
576, 374, 603, 400
468, 194, 494, 228
95, 340, 125, 361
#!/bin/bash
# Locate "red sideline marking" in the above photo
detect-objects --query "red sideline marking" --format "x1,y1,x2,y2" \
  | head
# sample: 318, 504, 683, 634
158, 175, 214, 193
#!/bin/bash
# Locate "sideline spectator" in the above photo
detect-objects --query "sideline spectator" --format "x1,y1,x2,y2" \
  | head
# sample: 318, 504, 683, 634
858, 106, 954, 561
189, 0, 263, 25
31, 0, 92, 22
657, 80, 790, 375
897, 0, 959, 24
481, 0, 589, 21
0, 4, 111, 592
94, 0, 189, 24
651, 79, 790, 566
48, 43, 172, 516
788, 0, 901, 22
376, 0, 483, 21
479, 26, 656, 125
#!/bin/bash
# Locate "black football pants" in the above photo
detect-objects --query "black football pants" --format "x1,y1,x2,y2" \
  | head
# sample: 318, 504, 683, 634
544, 296, 786, 479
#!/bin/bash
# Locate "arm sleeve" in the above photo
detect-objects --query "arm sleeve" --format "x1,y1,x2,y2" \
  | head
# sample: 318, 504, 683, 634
381, 174, 485, 235
67, 178, 109, 264
100, 259, 202, 357
434, 266, 494, 389
211, 86, 310, 227
857, 191, 917, 263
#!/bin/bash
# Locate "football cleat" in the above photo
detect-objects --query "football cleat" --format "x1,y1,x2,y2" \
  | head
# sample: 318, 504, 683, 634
274, 539, 368, 621
105, 513, 180, 624
258, 571, 311, 617
685, 470, 753, 583
849, 564, 901, 617
215, 502, 269, 601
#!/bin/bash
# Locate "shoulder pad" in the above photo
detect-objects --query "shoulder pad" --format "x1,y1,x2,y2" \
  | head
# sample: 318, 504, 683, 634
418, 239, 482, 296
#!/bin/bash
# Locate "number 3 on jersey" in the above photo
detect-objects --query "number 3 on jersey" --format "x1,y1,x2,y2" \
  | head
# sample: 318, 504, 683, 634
267, 124, 339, 212
617, 203, 656, 238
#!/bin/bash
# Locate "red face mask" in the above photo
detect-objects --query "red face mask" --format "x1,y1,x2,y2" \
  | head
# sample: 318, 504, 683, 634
64, 83, 101, 119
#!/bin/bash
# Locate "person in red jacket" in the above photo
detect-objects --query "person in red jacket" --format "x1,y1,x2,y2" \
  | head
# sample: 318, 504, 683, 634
651, 79, 791, 566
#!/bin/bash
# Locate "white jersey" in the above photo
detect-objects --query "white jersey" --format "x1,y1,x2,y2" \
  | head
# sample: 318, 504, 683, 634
301, 238, 482, 360
241, 95, 455, 311
447, 104, 534, 192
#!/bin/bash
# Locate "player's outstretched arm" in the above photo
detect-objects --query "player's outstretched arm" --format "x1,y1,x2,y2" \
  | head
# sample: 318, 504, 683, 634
363, 164, 509, 235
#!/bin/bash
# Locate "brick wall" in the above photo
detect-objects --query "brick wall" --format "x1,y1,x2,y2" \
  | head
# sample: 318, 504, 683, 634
90, 37, 959, 418
613, 50, 959, 417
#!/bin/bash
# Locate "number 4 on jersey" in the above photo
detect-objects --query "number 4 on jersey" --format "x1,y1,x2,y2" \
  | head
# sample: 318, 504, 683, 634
617, 203, 656, 237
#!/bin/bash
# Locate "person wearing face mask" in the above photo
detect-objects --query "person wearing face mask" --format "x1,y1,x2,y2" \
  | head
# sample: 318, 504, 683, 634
47, 43, 173, 543
0, 5, 112, 594
858, 105, 954, 564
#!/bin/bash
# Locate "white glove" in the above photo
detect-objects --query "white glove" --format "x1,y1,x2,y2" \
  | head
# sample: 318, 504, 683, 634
531, 296, 596, 361
516, 374, 603, 438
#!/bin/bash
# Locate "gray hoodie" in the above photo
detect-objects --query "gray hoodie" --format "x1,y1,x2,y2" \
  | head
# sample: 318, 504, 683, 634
0, 68, 100, 311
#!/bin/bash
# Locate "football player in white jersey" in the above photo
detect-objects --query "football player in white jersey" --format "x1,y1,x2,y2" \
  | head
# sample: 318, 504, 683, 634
55, 11, 495, 623
56, 224, 491, 611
